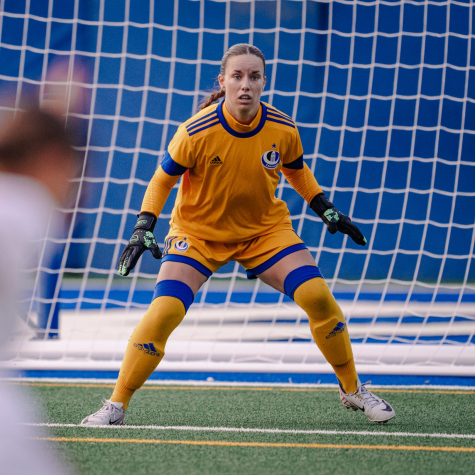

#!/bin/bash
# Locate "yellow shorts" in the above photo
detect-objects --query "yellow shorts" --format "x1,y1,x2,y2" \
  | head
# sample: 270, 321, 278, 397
161, 224, 306, 279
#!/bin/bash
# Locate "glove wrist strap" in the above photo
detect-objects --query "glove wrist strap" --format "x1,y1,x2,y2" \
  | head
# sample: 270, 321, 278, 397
134, 212, 157, 232
309, 192, 335, 218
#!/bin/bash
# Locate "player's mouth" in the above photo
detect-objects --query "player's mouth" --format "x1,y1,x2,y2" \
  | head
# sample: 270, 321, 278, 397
238, 95, 252, 104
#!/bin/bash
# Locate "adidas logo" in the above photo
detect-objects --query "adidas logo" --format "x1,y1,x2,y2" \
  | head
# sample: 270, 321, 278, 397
210, 156, 223, 165
326, 322, 346, 339
134, 342, 160, 356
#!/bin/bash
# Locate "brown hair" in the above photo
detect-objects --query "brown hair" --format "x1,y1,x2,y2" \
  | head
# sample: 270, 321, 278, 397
199, 43, 266, 110
0, 107, 80, 204
0, 108, 74, 173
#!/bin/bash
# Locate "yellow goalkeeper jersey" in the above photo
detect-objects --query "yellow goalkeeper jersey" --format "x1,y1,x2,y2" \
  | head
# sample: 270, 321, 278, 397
161, 100, 305, 243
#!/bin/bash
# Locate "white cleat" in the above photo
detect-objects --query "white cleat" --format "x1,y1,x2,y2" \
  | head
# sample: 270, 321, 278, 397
80, 399, 125, 426
339, 379, 395, 423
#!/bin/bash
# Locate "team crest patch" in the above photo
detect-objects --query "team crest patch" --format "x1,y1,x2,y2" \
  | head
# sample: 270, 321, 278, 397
261, 150, 280, 169
175, 240, 189, 252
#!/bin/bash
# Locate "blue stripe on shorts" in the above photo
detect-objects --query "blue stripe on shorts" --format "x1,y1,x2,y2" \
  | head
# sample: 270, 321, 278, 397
245, 243, 307, 279
161, 254, 213, 279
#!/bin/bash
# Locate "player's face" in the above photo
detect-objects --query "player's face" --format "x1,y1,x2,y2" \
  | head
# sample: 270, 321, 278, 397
218, 54, 266, 124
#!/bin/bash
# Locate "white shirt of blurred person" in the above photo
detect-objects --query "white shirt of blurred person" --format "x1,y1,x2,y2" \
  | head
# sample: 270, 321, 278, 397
0, 108, 78, 475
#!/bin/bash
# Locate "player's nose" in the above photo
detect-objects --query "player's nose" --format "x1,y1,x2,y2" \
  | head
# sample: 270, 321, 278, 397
241, 77, 250, 90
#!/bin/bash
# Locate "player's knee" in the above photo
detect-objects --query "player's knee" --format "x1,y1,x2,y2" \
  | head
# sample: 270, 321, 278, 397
283, 265, 324, 301
135, 281, 194, 346
153, 280, 194, 313
285, 267, 343, 322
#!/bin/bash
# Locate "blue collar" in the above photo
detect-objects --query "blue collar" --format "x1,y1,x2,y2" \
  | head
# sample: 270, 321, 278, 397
216, 101, 268, 138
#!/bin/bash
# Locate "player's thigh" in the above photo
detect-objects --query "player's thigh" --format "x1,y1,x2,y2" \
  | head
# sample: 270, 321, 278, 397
257, 249, 316, 294
156, 261, 208, 296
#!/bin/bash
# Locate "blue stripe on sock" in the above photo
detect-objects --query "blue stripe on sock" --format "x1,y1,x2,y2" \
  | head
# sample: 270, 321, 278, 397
152, 280, 195, 313
283, 265, 324, 300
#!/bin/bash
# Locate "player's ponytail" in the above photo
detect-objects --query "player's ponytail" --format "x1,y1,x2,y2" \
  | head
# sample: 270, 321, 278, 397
200, 89, 226, 110
199, 43, 265, 110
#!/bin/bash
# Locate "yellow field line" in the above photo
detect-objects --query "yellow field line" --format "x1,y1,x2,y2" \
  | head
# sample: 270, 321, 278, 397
9, 382, 475, 395
12, 382, 116, 389
35, 437, 475, 452
10, 382, 274, 391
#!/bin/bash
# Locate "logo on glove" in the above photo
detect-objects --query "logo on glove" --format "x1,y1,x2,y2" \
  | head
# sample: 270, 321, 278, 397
323, 209, 339, 222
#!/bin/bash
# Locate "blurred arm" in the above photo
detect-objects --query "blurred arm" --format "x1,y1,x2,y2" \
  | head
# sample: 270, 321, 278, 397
141, 167, 180, 217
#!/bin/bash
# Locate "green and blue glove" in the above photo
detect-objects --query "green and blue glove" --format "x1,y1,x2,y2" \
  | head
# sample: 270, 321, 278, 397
118, 212, 162, 276
310, 193, 367, 246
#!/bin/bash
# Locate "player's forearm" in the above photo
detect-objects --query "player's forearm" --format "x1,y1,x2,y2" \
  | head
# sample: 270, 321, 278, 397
281, 163, 323, 204
140, 167, 180, 217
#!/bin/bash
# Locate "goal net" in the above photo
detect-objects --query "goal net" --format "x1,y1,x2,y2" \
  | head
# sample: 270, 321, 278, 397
1, 0, 474, 377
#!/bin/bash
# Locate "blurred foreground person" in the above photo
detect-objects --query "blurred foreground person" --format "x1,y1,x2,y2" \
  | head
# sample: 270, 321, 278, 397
0, 108, 79, 474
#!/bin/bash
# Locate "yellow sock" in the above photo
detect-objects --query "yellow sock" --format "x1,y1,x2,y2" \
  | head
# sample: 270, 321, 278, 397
293, 278, 358, 393
110, 296, 185, 410
331, 359, 358, 394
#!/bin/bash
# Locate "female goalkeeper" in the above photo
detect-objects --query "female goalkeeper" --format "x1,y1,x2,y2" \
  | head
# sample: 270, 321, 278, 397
82, 44, 394, 426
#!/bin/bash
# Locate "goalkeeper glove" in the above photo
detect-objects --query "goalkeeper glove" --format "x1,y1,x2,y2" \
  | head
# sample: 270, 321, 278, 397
118, 212, 162, 276
310, 192, 367, 246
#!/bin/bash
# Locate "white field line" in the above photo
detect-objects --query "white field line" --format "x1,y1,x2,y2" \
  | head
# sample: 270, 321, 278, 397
4, 377, 475, 391
23, 423, 475, 440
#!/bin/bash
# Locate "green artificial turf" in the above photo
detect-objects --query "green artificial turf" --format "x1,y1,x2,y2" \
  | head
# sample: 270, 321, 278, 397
17, 382, 475, 475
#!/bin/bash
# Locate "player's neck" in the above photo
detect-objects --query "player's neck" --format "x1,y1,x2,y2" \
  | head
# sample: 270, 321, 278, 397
223, 101, 262, 131
224, 100, 260, 125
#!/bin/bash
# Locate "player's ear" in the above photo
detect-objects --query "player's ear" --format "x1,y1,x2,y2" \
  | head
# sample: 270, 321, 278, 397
218, 74, 225, 91
263, 76, 266, 90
